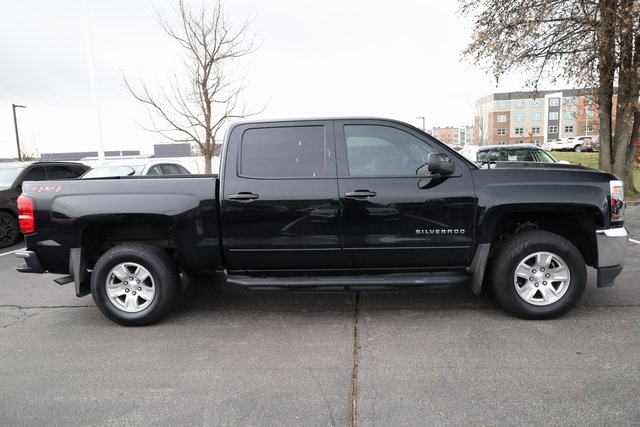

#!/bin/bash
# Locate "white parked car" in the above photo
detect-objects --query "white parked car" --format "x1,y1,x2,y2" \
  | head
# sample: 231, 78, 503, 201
80, 158, 194, 179
547, 137, 582, 152
459, 144, 567, 164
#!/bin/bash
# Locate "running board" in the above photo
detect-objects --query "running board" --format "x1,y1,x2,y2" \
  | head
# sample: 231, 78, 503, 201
226, 272, 470, 289
53, 275, 74, 285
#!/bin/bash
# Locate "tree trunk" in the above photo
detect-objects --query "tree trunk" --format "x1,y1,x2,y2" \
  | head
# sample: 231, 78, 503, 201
597, 0, 617, 171
626, 110, 640, 192
204, 153, 212, 174
611, 0, 639, 193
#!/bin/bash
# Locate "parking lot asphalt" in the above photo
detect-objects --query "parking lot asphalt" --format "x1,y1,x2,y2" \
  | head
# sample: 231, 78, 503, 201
1, 206, 639, 426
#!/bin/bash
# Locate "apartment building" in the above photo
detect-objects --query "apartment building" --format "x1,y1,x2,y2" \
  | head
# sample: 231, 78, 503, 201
427, 125, 473, 147
474, 89, 601, 146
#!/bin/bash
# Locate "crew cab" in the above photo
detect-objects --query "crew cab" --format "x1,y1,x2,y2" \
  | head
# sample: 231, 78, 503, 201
15, 118, 629, 325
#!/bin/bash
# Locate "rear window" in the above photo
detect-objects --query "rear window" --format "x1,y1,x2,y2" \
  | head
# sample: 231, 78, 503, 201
0, 167, 24, 188
82, 166, 140, 178
46, 165, 87, 179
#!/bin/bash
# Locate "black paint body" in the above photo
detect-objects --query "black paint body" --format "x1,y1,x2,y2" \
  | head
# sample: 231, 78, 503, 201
19, 118, 618, 280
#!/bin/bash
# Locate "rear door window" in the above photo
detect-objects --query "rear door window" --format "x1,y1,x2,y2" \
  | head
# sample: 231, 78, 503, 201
240, 126, 329, 178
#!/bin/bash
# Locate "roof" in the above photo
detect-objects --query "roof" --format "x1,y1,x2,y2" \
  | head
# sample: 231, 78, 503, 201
0, 161, 86, 169
477, 144, 541, 150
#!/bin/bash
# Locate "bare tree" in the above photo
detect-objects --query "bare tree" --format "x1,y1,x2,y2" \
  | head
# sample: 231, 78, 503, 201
124, 0, 255, 173
460, 0, 640, 193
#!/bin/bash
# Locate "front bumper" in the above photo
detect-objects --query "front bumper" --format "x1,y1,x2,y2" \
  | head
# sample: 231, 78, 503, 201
595, 227, 629, 287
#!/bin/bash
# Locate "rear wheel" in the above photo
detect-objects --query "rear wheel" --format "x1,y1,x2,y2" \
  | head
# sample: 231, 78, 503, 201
574, 145, 582, 152
490, 231, 586, 319
0, 212, 19, 248
91, 243, 179, 326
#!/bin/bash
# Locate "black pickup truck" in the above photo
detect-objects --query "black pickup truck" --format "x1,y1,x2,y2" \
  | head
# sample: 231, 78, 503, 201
16, 118, 629, 325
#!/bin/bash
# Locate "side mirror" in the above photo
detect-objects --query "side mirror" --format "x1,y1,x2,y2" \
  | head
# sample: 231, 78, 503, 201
427, 152, 455, 176
416, 153, 457, 189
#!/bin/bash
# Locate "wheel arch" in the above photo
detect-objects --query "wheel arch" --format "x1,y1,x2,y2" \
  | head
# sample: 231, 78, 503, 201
471, 205, 601, 294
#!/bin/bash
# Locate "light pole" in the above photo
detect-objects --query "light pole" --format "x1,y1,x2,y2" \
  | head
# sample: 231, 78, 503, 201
416, 116, 425, 131
12, 104, 27, 161
585, 106, 590, 136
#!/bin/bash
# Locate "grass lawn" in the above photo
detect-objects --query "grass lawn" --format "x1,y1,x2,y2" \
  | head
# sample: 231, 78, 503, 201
551, 151, 640, 199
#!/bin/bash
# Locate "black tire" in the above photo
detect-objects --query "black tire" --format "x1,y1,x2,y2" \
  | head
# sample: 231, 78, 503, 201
490, 230, 586, 319
0, 212, 20, 248
574, 145, 582, 152
91, 243, 179, 326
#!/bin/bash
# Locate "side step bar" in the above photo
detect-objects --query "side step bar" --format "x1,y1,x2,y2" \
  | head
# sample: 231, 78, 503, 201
227, 272, 470, 289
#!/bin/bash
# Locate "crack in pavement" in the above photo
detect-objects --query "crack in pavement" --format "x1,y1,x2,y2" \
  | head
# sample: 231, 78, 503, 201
0, 305, 93, 328
350, 292, 361, 427
0, 305, 38, 328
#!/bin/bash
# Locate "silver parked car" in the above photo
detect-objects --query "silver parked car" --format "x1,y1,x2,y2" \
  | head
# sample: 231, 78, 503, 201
459, 144, 564, 164
81, 158, 193, 179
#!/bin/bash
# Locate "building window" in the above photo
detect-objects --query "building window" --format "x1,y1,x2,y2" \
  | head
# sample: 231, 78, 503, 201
515, 113, 525, 122
564, 125, 574, 133
515, 140, 524, 144
586, 109, 595, 118
532, 99, 541, 108
515, 127, 524, 135
532, 126, 541, 134
564, 111, 574, 120
532, 140, 540, 146
549, 98, 560, 107
586, 125, 594, 132
497, 128, 506, 135
497, 114, 507, 122
549, 125, 559, 133
532, 112, 541, 121
498, 141, 506, 145
549, 112, 559, 120
497, 100, 508, 109
515, 100, 525, 108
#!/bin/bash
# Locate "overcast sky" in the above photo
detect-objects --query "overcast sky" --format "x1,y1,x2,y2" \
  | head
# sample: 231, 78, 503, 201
0, 0, 528, 159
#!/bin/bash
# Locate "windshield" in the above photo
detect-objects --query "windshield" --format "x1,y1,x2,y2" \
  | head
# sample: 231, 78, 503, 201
81, 165, 142, 178
477, 147, 557, 163
534, 149, 557, 163
0, 167, 24, 188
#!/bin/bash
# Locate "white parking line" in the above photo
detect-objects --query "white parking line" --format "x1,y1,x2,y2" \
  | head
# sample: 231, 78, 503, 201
0, 248, 24, 257
630, 238, 640, 245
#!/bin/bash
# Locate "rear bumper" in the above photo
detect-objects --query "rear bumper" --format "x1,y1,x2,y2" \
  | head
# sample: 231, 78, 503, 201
595, 227, 628, 287
15, 250, 46, 274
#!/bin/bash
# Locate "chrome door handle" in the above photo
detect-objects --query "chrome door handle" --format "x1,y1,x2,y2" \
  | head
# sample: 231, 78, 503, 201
228, 192, 259, 201
344, 190, 377, 199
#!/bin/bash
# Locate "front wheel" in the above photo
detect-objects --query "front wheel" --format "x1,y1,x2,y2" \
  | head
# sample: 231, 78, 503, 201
91, 243, 179, 326
490, 231, 586, 319
574, 145, 582, 152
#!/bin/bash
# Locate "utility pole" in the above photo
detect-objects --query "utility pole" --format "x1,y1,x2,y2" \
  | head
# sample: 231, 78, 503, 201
416, 116, 425, 131
12, 104, 27, 161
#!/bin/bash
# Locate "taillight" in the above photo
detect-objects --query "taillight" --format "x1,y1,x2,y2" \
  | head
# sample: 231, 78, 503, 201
17, 196, 35, 234
610, 180, 624, 223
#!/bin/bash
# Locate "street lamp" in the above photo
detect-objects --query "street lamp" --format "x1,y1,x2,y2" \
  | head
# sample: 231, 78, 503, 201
12, 104, 27, 161
416, 116, 425, 131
